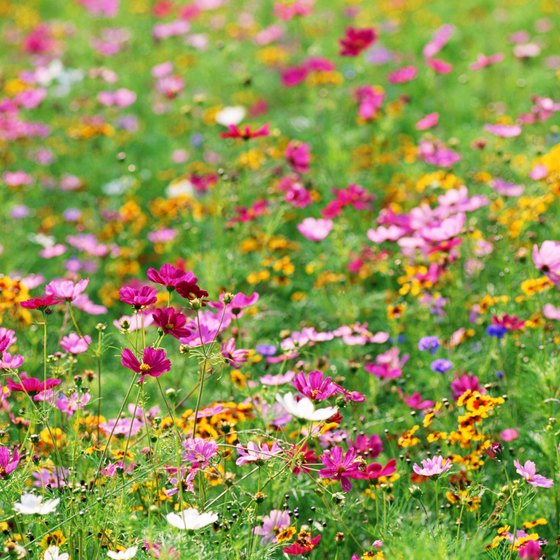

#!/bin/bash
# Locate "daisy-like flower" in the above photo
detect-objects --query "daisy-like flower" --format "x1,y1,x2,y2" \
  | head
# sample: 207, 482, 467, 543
14, 493, 60, 515
107, 546, 138, 559
412, 455, 452, 477
60, 332, 91, 354
166, 508, 218, 530
146, 263, 193, 290
119, 285, 158, 310
121, 347, 171, 383
21, 294, 64, 311
276, 393, 337, 422
45, 278, 89, 301
319, 446, 362, 492
514, 460, 553, 488
532, 241, 560, 284
293, 370, 338, 401
253, 509, 291, 544
152, 307, 193, 339
43, 546, 69, 560
236, 441, 282, 466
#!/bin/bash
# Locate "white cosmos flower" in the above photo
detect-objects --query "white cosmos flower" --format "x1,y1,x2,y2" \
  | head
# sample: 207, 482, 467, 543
107, 546, 138, 559
14, 493, 60, 515
215, 106, 246, 126
44, 546, 69, 560
166, 178, 195, 199
166, 508, 218, 530
276, 393, 338, 422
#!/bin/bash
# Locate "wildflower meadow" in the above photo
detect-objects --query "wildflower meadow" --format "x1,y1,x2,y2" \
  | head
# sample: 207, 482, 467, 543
1, 0, 560, 558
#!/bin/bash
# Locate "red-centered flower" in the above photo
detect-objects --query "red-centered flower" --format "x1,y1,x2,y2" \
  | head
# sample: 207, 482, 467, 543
152, 307, 193, 339
119, 285, 158, 310
220, 123, 270, 140
293, 370, 338, 401
0, 446, 21, 478
319, 446, 362, 492
146, 263, 194, 290
175, 279, 209, 304
359, 458, 397, 480
339, 27, 376, 57
283, 531, 321, 555
491, 314, 525, 331
6, 374, 61, 394
286, 443, 318, 475
20, 294, 63, 311
121, 347, 171, 383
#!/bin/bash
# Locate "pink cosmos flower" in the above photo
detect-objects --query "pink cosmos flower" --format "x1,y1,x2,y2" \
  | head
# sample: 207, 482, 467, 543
402, 391, 435, 410
236, 441, 282, 466
339, 27, 376, 57
119, 285, 158, 310
274, 0, 314, 20
56, 392, 91, 417
147, 263, 193, 289
354, 85, 385, 121
469, 52, 504, 70
518, 539, 541, 559
359, 459, 397, 480
297, 218, 333, 241
490, 178, 524, 197
319, 447, 362, 492
450, 374, 484, 400
221, 338, 249, 368
532, 241, 560, 284
418, 139, 461, 167
500, 429, 519, 442
484, 123, 522, 137
413, 455, 452, 477
98, 88, 136, 107
415, 112, 439, 130
0, 352, 24, 370
426, 58, 453, 74
78, 0, 119, 17
348, 434, 382, 458
543, 304, 560, 321
514, 459, 553, 488
0, 328, 16, 354
253, 510, 290, 544
60, 333, 92, 354
121, 347, 171, 383
423, 24, 454, 58
388, 66, 417, 84
0, 446, 21, 478
293, 370, 338, 401
285, 141, 311, 174
45, 279, 89, 301
182, 438, 218, 466
365, 347, 408, 379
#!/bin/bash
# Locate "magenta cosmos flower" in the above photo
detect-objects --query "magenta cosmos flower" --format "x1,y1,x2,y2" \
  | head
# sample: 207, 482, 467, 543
413, 455, 452, 477
152, 307, 192, 339
514, 460, 553, 488
532, 241, 560, 284
339, 27, 376, 57
297, 217, 333, 241
147, 263, 194, 290
0, 446, 21, 478
236, 441, 282, 467
293, 370, 338, 401
121, 347, 171, 383
119, 285, 158, 310
319, 447, 362, 492
20, 294, 63, 311
45, 278, 89, 301
6, 374, 61, 394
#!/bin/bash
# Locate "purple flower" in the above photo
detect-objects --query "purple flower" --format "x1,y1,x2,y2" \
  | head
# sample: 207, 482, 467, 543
413, 455, 452, 477
121, 347, 171, 383
319, 447, 362, 492
32, 467, 68, 488
486, 325, 507, 339
418, 336, 440, 354
293, 370, 338, 401
255, 344, 277, 357
430, 358, 453, 373
514, 460, 553, 488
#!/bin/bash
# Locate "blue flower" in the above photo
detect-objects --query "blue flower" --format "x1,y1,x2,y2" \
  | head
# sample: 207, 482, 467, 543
418, 336, 440, 354
486, 325, 507, 339
430, 358, 453, 374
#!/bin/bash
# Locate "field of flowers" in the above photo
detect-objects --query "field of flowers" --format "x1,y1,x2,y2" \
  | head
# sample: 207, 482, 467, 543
1, 0, 560, 558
